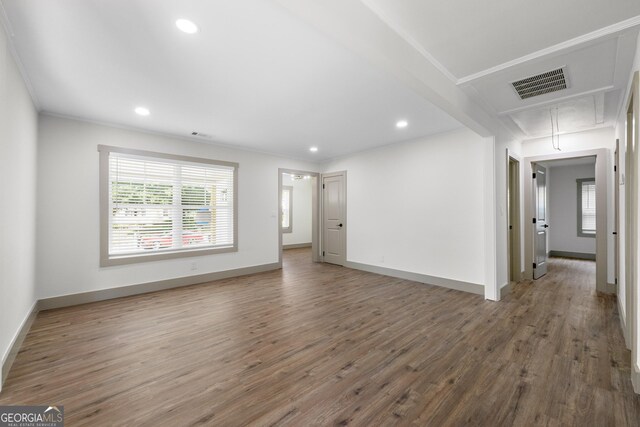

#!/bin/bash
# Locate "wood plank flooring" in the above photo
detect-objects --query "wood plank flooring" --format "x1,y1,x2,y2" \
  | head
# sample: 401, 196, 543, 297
1, 250, 638, 426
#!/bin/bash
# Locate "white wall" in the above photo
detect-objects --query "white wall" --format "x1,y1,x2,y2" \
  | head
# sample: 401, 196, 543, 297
614, 30, 640, 384
282, 174, 312, 246
36, 115, 319, 299
521, 127, 616, 284
548, 163, 596, 255
0, 26, 38, 387
633, 36, 640, 389
613, 34, 639, 332
323, 128, 489, 287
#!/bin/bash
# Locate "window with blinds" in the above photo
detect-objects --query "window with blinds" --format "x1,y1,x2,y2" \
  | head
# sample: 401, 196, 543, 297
99, 146, 238, 266
577, 179, 596, 237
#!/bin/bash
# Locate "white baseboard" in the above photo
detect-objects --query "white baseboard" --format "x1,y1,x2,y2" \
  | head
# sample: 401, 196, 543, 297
344, 261, 483, 295
283, 243, 312, 249
548, 250, 596, 260
1, 301, 39, 392
618, 301, 630, 350
39, 263, 280, 310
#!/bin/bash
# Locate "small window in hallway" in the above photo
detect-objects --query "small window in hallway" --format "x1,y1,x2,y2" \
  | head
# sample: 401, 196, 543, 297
577, 178, 596, 237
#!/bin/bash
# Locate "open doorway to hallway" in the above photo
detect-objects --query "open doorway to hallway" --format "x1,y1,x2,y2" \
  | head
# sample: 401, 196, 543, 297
524, 149, 608, 293
542, 157, 597, 257
278, 169, 320, 268
533, 157, 598, 289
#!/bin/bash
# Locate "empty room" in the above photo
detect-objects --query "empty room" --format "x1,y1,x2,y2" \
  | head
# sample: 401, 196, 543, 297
1, 1, 640, 425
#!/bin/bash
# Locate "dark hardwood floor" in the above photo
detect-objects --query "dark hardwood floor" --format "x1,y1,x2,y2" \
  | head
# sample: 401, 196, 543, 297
1, 250, 638, 426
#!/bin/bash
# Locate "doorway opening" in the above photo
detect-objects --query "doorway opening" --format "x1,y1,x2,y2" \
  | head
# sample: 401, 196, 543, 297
535, 157, 597, 284
278, 169, 320, 266
523, 150, 608, 292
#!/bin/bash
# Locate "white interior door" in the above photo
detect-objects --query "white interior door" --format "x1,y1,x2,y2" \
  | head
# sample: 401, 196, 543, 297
533, 164, 548, 279
322, 172, 346, 265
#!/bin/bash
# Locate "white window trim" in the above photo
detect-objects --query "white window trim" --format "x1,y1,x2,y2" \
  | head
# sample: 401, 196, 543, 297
282, 185, 293, 234
98, 145, 239, 267
577, 177, 596, 238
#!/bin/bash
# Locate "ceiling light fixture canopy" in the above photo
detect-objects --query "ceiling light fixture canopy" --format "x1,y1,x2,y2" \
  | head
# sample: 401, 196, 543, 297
396, 120, 408, 128
176, 19, 198, 34
309, 147, 318, 152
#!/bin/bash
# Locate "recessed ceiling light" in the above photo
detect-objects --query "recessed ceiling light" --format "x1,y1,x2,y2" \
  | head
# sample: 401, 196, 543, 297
396, 120, 408, 128
309, 147, 318, 153
135, 107, 150, 116
176, 19, 198, 34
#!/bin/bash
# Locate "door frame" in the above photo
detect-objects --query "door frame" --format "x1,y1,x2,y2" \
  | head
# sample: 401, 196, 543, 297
523, 149, 609, 292
507, 153, 522, 283
615, 138, 620, 296
278, 168, 321, 266
624, 71, 639, 392
320, 170, 347, 265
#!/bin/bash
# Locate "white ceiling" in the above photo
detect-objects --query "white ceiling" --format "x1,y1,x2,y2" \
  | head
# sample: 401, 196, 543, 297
360, 0, 640, 140
2, 0, 640, 158
470, 38, 621, 114
0, 0, 461, 162
463, 31, 638, 138
364, 0, 640, 79
509, 93, 609, 137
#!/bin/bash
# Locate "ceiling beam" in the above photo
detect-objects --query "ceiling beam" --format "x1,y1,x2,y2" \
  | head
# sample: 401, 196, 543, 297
273, 0, 504, 138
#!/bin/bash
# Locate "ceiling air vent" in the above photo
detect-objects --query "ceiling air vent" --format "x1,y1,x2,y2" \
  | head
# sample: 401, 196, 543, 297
512, 68, 567, 100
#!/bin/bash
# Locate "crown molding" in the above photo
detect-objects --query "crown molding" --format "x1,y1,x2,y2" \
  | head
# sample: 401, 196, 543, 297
458, 15, 640, 85
40, 112, 324, 165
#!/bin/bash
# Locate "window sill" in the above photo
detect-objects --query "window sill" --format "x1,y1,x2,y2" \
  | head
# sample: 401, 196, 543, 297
101, 245, 237, 267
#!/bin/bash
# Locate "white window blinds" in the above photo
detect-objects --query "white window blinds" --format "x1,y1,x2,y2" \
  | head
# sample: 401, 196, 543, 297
581, 181, 596, 234
100, 146, 237, 265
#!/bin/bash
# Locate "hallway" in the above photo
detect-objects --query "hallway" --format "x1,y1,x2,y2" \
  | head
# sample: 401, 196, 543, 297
503, 256, 639, 425
0, 250, 638, 425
